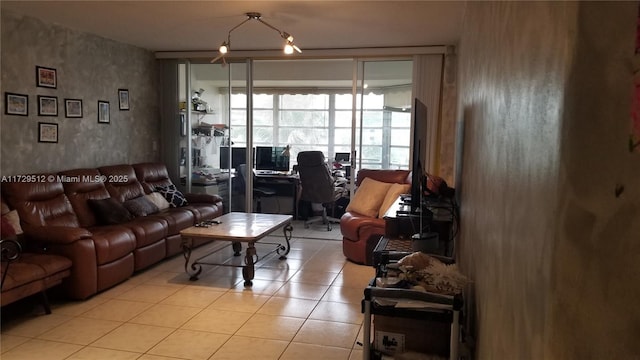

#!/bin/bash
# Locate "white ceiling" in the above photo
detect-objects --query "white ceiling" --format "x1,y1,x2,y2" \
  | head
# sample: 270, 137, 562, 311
1, 1, 465, 53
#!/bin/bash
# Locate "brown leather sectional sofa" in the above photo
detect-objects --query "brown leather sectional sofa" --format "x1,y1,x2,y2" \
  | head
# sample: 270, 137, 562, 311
1, 162, 223, 300
340, 169, 411, 265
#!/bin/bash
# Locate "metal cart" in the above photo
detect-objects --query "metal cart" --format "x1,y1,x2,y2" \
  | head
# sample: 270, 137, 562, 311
362, 285, 462, 360
363, 240, 463, 359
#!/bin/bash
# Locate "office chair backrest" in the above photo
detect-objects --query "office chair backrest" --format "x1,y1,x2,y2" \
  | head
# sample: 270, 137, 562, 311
297, 151, 335, 204
234, 164, 248, 194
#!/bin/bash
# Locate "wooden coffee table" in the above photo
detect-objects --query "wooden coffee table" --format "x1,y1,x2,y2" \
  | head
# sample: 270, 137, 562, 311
180, 212, 293, 286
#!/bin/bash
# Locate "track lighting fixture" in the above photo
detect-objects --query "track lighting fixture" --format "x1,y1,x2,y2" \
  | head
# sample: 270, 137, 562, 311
211, 12, 301, 63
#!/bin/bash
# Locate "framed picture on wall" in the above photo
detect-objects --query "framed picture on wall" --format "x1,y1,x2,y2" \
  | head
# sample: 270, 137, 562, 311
38, 122, 58, 143
118, 89, 130, 110
5, 92, 28, 116
38, 95, 58, 116
98, 100, 110, 124
36, 66, 57, 88
64, 98, 83, 118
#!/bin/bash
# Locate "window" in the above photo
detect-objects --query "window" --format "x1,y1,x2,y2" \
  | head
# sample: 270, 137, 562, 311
230, 91, 410, 169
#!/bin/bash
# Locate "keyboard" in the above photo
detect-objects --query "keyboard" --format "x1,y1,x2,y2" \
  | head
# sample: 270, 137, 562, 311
255, 170, 276, 175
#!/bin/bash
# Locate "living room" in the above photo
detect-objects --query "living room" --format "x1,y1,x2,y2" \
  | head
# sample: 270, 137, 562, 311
2, 2, 639, 359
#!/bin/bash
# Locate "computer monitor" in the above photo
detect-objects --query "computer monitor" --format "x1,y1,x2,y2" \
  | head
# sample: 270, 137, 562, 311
255, 146, 290, 171
335, 152, 350, 163
255, 146, 275, 170
272, 146, 290, 171
219, 147, 247, 170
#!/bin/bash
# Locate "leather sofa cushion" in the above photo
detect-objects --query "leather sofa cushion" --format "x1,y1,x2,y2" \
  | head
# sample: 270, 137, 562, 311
123, 217, 168, 248
356, 169, 411, 186
88, 226, 136, 265
2, 179, 79, 227
99, 165, 145, 203
340, 212, 386, 242
59, 168, 111, 227
183, 204, 218, 222
148, 208, 194, 235
133, 162, 173, 194
0, 252, 72, 292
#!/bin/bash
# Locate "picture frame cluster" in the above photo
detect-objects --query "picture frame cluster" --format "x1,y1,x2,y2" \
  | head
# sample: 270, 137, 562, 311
4, 65, 132, 142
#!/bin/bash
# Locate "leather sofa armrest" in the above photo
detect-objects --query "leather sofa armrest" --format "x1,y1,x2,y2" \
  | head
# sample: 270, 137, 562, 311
185, 193, 223, 204
23, 225, 92, 245
339, 211, 386, 239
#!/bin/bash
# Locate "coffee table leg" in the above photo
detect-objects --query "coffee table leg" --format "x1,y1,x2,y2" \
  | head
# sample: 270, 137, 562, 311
277, 224, 293, 260
182, 239, 202, 281
232, 241, 242, 256
243, 242, 257, 286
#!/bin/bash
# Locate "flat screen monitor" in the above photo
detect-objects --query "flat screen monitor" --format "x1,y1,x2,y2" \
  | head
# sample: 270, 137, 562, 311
272, 146, 290, 171
335, 152, 350, 162
219, 147, 247, 170
255, 146, 290, 171
255, 146, 274, 170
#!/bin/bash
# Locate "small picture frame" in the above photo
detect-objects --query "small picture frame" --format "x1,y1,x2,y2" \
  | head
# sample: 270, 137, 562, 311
64, 98, 83, 118
38, 95, 58, 116
36, 66, 57, 88
5, 92, 28, 116
118, 89, 129, 110
38, 122, 58, 143
98, 100, 110, 124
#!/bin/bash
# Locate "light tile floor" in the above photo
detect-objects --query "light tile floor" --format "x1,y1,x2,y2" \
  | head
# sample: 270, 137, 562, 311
0, 221, 373, 360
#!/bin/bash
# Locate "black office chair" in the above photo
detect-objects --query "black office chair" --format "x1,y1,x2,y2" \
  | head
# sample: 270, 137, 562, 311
235, 164, 277, 213
297, 151, 345, 231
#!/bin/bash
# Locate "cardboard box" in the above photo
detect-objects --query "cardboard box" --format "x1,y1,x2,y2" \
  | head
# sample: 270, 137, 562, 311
374, 315, 451, 357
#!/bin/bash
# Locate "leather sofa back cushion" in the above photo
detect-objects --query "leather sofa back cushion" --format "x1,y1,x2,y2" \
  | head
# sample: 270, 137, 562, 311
98, 165, 145, 203
356, 169, 411, 187
346, 178, 392, 218
133, 163, 173, 194
59, 168, 111, 227
2, 179, 79, 227
87, 198, 134, 225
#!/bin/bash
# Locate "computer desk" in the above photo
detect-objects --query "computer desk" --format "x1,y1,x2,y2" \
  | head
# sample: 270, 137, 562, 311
253, 172, 301, 219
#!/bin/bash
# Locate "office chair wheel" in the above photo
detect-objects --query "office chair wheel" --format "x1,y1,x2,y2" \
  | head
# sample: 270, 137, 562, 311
326, 223, 332, 231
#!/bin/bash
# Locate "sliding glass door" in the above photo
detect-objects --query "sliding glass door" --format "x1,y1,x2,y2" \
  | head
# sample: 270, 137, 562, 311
163, 57, 414, 216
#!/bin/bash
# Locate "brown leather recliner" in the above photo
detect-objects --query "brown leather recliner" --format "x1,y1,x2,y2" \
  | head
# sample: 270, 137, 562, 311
2, 177, 135, 299
340, 169, 411, 265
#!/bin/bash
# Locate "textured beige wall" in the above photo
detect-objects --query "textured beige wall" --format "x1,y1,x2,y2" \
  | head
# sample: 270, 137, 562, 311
549, 2, 640, 359
457, 1, 639, 358
1, 11, 160, 175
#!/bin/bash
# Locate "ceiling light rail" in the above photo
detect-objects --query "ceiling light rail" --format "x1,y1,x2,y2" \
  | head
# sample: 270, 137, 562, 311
212, 12, 301, 64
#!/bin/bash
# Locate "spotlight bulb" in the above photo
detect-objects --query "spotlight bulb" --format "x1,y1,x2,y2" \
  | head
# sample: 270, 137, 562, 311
284, 43, 294, 54
219, 42, 228, 54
